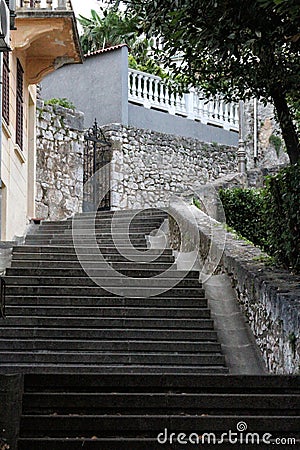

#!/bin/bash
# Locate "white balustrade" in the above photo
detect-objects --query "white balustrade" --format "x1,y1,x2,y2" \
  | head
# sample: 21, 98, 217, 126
16, 0, 72, 10
128, 68, 239, 131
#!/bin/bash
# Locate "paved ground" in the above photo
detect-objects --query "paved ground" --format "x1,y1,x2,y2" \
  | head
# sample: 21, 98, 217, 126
204, 274, 266, 374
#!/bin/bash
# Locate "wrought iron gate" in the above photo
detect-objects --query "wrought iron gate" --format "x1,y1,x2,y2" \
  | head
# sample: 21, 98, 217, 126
83, 119, 112, 212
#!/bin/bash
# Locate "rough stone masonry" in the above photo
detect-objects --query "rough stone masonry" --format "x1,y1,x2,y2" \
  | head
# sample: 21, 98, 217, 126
103, 123, 238, 210
36, 100, 84, 221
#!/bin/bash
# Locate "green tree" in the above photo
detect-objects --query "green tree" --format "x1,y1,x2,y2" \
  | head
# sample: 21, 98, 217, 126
125, 0, 300, 164
78, 5, 166, 76
78, 7, 137, 54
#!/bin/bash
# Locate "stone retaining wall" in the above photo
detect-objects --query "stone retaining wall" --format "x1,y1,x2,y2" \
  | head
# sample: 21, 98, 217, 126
102, 124, 238, 210
36, 100, 84, 221
169, 199, 300, 374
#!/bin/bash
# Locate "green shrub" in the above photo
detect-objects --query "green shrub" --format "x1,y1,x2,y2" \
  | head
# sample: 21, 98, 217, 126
219, 163, 300, 273
264, 162, 300, 272
219, 188, 268, 249
44, 97, 75, 110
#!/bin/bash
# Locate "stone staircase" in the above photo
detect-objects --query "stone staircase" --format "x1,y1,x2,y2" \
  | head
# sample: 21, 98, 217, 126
1, 209, 227, 374
18, 374, 300, 449
0, 208, 299, 449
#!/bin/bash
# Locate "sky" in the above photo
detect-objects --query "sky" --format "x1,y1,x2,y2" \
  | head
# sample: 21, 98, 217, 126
71, 0, 103, 20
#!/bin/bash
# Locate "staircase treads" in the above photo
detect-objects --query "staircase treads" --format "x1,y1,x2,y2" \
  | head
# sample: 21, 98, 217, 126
0, 339, 221, 353
5, 305, 211, 318
6, 296, 207, 308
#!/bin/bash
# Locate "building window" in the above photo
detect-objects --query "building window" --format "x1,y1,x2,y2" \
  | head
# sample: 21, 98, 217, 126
16, 59, 24, 150
2, 52, 10, 124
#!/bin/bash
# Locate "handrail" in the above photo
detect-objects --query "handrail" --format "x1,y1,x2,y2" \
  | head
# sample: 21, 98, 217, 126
0, 277, 6, 319
128, 68, 239, 132
16, 0, 73, 11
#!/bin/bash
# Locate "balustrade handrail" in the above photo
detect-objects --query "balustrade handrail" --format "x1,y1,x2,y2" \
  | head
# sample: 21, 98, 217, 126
128, 68, 163, 82
16, 0, 73, 11
128, 68, 239, 132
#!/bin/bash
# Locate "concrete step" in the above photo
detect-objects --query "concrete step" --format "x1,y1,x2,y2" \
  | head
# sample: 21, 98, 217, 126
42, 217, 165, 226
11, 254, 175, 263
25, 235, 148, 243
12, 246, 173, 255
0, 351, 226, 366
4, 276, 202, 288
0, 317, 214, 329
10, 261, 175, 270
0, 339, 221, 353
19, 414, 300, 436
6, 296, 206, 308
17, 437, 297, 450
6, 285, 205, 297
0, 327, 218, 341
0, 364, 229, 374
5, 305, 210, 319
6, 268, 199, 279
24, 240, 148, 247
34, 230, 153, 237
23, 392, 300, 413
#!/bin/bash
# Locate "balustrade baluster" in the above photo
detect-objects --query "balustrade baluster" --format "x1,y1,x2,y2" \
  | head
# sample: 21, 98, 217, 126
127, 69, 239, 131
218, 99, 224, 121
22, 0, 30, 8
234, 104, 239, 125
169, 90, 176, 115
142, 76, 149, 107
128, 72, 132, 97
207, 99, 214, 122
148, 78, 154, 103
35, 0, 41, 7
153, 79, 159, 105
133, 73, 138, 98
46, 0, 53, 9
137, 73, 143, 102
56, 0, 66, 9
223, 102, 229, 124
229, 103, 234, 125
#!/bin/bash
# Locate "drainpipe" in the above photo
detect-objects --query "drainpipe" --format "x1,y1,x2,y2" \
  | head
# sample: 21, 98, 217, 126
237, 100, 246, 174
253, 97, 258, 166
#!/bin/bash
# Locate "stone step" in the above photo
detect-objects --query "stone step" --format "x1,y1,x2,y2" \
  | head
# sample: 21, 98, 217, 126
10, 261, 175, 270
23, 392, 300, 413
12, 247, 173, 257
0, 327, 218, 341
16, 438, 297, 450
6, 296, 205, 308
4, 276, 202, 288
19, 414, 300, 436
26, 236, 148, 243
0, 339, 221, 353
73, 209, 167, 217
12, 245, 173, 254
0, 351, 226, 366
0, 317, 214, 329
34, 229, 155, 236
22, 373, 300, 392
6, 285, 205, 297
11, 254, 175, 263
42, 217, 165, 226
6, 268, 199, 279
5, 305, 210, 319
38, 222, 160, 229
25, 240, 148, 247
0, 364, 229, 374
